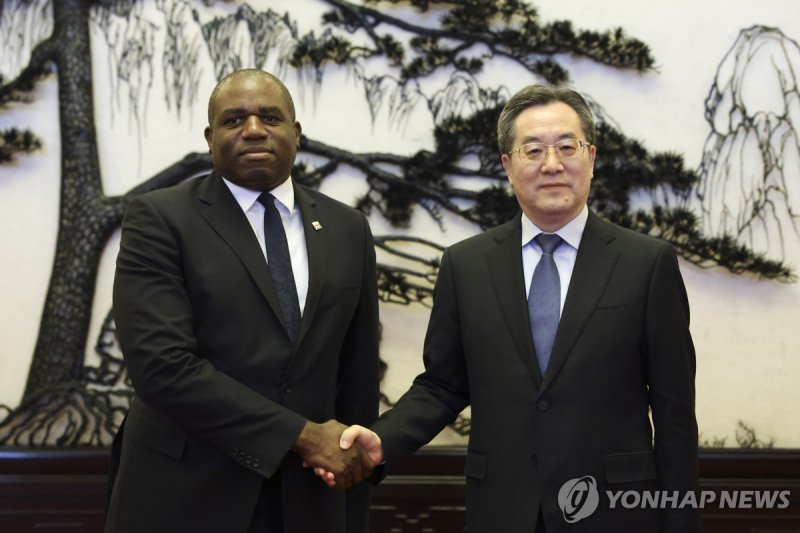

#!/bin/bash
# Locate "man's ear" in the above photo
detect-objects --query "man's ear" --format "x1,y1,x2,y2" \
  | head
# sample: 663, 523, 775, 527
501, 153, 512, 182
204, 126, 213, 151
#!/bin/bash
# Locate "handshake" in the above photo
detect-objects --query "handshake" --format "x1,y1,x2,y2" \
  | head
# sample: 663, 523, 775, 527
292, 420, 383, 489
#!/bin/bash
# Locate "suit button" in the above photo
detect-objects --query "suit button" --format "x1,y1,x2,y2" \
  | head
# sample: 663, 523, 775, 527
283, 386, 292, 394
537, 400, 549, 411
253, 459, 261, 468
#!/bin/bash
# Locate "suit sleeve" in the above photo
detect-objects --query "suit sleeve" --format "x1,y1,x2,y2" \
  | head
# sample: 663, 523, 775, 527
644, 244, 701, 532
371, 248, 471, 471
113, 195, 305, 478
334, 214, 381, 533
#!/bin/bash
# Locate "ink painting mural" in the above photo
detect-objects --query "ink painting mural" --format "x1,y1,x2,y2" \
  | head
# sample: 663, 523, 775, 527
0, 0, 797, 448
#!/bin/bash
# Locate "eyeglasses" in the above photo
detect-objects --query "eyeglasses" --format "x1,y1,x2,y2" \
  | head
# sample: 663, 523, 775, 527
509, 139, 591, 163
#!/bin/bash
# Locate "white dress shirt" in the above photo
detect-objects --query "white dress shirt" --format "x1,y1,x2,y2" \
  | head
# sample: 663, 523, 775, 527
521, 205, 589, 316
222, 176, 309, 315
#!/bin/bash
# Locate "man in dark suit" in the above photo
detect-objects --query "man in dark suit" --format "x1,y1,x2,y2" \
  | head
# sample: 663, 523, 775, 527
105, 69, 380, 533
321, 84, 700, 532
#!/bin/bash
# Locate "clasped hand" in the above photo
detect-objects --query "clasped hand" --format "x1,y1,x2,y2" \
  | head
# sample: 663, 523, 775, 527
293, 420, 382, 490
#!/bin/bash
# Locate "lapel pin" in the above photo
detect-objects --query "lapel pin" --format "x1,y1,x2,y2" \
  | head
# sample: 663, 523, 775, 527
312, 221, 323, 231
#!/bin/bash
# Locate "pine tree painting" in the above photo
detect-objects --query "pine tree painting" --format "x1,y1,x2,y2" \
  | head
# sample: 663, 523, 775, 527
0, 0, 795, 446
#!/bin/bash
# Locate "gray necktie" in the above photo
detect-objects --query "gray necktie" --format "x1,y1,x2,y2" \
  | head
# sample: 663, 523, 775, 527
258, 193, 301, 344
529, 233, 563, 375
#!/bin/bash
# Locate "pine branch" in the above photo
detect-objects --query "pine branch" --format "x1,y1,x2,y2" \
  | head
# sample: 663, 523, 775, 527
323, 0, 656, 83
301, 135, 484, 227
608, 207, 794, 281
0, 35, 58, 107
125, 151, 212, 196
0, 127, 42, 163
374, 236, 442, 306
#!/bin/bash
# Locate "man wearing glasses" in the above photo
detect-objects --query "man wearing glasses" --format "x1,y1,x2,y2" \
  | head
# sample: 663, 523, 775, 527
320, 84, 700, 532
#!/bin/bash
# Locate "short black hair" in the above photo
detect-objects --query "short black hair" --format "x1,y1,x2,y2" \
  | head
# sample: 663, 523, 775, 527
207, 69, 296, 124
497, 84, 595, 155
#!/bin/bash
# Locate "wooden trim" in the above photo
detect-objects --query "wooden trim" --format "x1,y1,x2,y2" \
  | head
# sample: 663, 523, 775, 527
1, 447, 799, 532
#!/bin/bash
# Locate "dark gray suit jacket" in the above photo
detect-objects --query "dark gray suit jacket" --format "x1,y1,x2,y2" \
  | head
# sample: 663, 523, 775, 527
372, 211, 699, 533
106, 172, 379, 533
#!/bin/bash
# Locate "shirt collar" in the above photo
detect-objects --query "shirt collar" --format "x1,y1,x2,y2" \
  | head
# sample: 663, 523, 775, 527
222, 176, 297, 216
521, 204, 589, 250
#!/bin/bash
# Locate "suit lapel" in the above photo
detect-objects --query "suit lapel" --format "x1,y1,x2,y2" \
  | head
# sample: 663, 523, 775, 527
540, 211, 620, 392
486, 215, 543, 388
195, 173, 286, 331
294, 185, 326, 345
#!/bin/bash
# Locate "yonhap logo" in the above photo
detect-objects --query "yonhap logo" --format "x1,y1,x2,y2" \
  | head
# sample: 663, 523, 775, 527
558, 475, 600, 523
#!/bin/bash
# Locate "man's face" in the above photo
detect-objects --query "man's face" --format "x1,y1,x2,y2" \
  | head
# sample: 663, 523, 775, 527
501, 102, 596, 231
204, 74, 301, 191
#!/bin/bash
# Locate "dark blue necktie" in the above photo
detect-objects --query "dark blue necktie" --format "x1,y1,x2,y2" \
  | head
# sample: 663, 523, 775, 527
529, 233, 563, 375
258, 193, 301, 344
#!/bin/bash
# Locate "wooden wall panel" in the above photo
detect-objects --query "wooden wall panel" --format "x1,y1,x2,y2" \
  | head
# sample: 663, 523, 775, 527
1, 448, 798, 532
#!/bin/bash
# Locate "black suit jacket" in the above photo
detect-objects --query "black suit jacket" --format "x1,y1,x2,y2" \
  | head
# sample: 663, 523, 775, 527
372, 211, 699, 533
106, 173, 379, 533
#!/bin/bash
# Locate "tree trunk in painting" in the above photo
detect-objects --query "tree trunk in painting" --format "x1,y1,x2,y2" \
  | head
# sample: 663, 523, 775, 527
23, 0, 120, 401
0, 0, 125, 445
